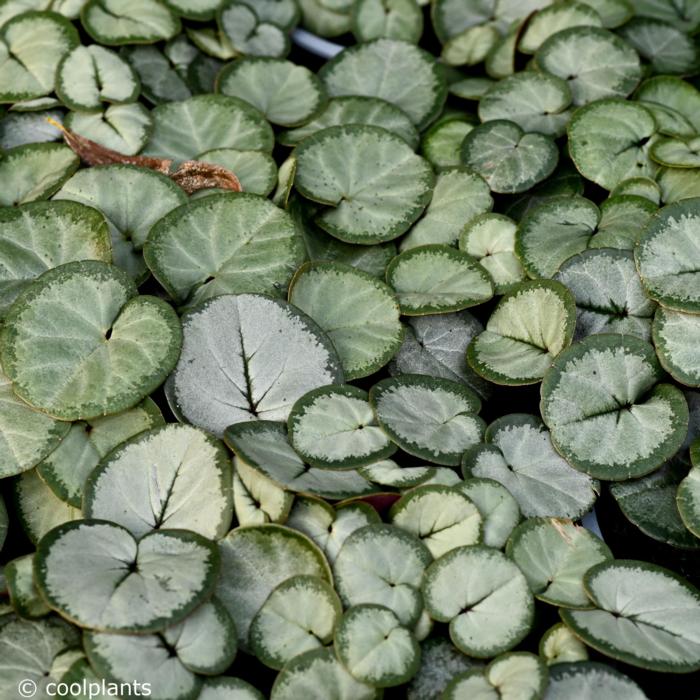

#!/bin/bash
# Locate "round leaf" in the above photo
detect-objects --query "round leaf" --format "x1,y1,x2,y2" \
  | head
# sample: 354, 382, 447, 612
145, 193, 303, 308
288, 385, 396, 469
567, 99, 657, 190
541, 333, 689, 479
635, 197, 700, 313
319, 38, 446, 129
288, 261, 403, 380
560, 559, 700, 672
250, 575, 341, 670
370, 375, 484, 466
294, 125, 434, 244
535, 27, 641, 106
467, 280, 576, 385
35, 520, 220, 632
168, 293, 343, 437
422, 545, 534, 658
0, 260, 182, 421
144, 94, 273, 160
84, 424, 233, 539
461, 119, 559, 194
386, 245, 494, 315
218, 57, 325, 127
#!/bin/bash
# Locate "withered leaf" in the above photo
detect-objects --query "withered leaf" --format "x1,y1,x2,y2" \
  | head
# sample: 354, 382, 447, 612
48, 118, 242, 194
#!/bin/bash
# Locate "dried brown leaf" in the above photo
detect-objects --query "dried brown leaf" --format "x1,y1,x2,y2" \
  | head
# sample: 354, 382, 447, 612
48, 118, 242, 194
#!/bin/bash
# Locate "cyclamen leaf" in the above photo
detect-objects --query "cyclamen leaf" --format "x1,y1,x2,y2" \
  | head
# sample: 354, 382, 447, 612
541, 333, 688, 480
561, 560, 700, 672
168, 293, 343, 437
83, 424, 233, 539
35, 520, 220, 632
0, 261, 182, 421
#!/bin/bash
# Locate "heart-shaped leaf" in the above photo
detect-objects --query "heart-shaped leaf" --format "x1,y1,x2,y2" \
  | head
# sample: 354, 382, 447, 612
216, 524, 331, 649
400, 168, 493, 250
56, 45, 139, 111
218, 57, 326, 127
389, 484, 482, 558
461, 120, 559, 194
468, 280, 576, 386
335, 603, 420, 687
555, 249, 656, 341
535, 26, 641, 105
144, 94, 274, 160
422, 545, 534, 657
620, 17, 699, 75
122, 44, 192, 105
146, 193, 303, 308
319, 38, 446, 129
83, 423, 232, 539
250, 575, 341, 670
82, 0, 180, 45
0, 11, 78, 103
35, 520, 220, 632
370, 375, 484, 466
169, 293, 343, 437
218, 2, 289, 58
560, 560, 700, 672
386, 245, 494, 315
567, 99, 657, 190
443, 652, 548, 700
462, 414, 599, 519
0, 201, 111, 318
478, 71, 573, 137
334, 523, 432, 627
286, 497, 380, 564
459, 213, 526, 294
289, 261, 402, 379
507, 517, 612, 608
352, 0, 423, 43
288, 385, 397, 469
1, 260, 182, 420
294, 125, 434, 244
518, 2, 603, 54
540, 333, 689, 479
63, 102, 151, 155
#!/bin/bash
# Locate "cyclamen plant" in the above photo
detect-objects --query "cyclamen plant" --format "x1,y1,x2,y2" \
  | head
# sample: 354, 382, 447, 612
0, 0, 700, 699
